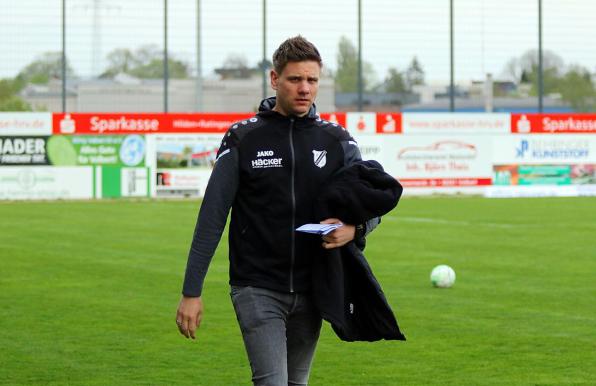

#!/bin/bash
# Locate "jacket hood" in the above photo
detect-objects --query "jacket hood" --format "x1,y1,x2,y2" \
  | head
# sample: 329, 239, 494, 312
257, 96, 319, 119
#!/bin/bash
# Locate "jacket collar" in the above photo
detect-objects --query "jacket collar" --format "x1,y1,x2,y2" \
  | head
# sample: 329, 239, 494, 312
257, 96, 319, 121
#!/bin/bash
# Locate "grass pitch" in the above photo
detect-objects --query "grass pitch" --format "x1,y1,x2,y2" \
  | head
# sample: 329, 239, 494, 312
1, 196, 595, 385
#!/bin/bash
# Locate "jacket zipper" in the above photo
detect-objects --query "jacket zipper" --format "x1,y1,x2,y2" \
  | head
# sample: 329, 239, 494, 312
289, 117, 296, 293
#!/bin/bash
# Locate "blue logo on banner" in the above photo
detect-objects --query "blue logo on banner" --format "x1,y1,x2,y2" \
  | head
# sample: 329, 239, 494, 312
120, 135, 145, 166
515, 139, 588, 160
516, 140, 530, 158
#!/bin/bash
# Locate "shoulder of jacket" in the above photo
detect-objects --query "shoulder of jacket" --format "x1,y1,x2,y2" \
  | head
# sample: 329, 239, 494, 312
227, 115, 267, 142
313, 117, 352, 141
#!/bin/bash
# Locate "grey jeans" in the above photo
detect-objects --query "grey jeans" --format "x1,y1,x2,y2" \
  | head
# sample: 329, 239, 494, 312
230, 286, 322, 386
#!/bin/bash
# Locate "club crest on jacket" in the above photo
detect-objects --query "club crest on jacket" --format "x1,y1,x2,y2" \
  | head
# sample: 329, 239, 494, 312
312, 150, 327, 168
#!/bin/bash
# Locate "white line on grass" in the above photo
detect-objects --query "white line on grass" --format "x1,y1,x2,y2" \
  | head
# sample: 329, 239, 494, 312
384, 216, 523, 229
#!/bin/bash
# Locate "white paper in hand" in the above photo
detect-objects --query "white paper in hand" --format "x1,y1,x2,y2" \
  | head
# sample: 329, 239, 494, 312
296, 223, 342, 235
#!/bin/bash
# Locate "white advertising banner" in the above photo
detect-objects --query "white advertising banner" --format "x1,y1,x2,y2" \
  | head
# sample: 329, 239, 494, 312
492, 135, 596, 164
147, 133, 223, 197
156, 169, 212, 197
0, 166, 93, 200
376, 136, 493, 187
346, 112, 377, 135
145, 134, 223, 168
402, 113, 510, 135
485, 185, 596, 198
352, 134, 384, 161
121, 167, 148, 197
0, 113, 53, 135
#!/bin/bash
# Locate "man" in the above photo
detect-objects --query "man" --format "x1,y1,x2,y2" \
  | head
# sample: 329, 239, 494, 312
176, 36, 378, 386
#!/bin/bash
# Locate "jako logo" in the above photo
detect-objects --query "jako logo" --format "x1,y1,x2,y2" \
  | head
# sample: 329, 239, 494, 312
252, 150, 283, 168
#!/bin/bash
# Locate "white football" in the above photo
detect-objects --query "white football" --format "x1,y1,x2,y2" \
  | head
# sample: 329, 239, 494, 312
430, 265, 456, 288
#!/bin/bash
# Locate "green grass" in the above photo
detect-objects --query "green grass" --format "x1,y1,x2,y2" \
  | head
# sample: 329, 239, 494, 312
1, 197, 595, 385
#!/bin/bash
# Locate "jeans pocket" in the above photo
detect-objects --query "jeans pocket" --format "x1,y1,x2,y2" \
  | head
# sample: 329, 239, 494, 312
230, 285, 248, 301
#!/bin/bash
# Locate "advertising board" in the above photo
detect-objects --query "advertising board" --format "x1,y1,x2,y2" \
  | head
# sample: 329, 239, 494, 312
0, 113, 52, 135
0, 166, 93, 200
402, 113, 509, 135
52, 113, 253, 135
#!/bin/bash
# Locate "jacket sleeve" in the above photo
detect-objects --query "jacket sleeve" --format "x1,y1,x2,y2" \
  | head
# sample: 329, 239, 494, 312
181, 131, 239, 297
340, 137, 381, 240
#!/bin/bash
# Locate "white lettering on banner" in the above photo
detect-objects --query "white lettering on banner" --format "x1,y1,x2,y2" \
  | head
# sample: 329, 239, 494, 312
90, 116, 159, 133
173, 119, 235, 131
72, 136, 121, 145
0, 138, 45, 155
543, 117, 596, 133
89, 155, 118, 164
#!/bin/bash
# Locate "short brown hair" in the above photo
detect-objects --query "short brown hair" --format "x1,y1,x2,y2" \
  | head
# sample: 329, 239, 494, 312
272, 35, 322, 74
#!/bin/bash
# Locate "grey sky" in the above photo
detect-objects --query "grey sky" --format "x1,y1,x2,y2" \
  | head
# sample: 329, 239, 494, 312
1, 0, 595, 84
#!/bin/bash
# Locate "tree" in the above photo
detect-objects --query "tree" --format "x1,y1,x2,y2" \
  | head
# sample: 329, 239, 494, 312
257, 58, 273, 72
557, 66, 595, 112
384, 67, 407, 93
18, 52, 76, 84
502, 49, 595, 111
103, 48, 137, 76
501, 49, 564, 87
0, 78, 31, 111
102, 45, 190, 79
0, 95, 32, 111
518, 49, 565, 77
405, 56, 425, 89
215, 54, 255, 79
334, 36, 377, 92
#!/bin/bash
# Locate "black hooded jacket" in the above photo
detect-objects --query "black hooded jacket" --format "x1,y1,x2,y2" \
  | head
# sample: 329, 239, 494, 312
182, 97, 376, 296
312, 160, 406, 342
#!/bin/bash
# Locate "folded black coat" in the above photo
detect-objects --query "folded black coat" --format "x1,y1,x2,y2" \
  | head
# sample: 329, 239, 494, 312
312, 160, 406, 342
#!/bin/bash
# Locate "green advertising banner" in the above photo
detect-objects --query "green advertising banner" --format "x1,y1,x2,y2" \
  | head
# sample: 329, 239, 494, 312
47, 135, 146, 167
98, 166, 149, 198
518, 165, 571, 176
493, 164, 596, 186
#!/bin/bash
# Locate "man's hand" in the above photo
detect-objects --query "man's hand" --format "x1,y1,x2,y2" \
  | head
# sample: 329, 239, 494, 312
176, 296, 204, 340
320, 218, 355, 249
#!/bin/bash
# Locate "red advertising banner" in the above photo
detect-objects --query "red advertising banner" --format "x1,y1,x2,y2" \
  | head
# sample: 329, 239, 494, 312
52, 113, 254, 135
400, 178, 492, 187
376, 113, 402, 134
511, 114, 596, 134
319, 112, 347, 128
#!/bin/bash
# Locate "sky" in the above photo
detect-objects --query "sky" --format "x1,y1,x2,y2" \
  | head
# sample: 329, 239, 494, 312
1, 0, 595, 84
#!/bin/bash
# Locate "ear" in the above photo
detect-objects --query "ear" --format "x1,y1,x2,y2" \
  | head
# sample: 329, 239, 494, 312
270, 70, 279, 90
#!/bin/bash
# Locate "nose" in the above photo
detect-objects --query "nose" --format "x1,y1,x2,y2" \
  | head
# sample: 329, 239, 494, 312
297, 80, 310, 95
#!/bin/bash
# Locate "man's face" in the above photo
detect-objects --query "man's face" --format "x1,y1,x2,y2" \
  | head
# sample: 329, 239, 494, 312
270, 60, 320, 117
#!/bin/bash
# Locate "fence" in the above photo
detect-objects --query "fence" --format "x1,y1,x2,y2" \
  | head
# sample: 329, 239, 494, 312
1, 0, 595, 113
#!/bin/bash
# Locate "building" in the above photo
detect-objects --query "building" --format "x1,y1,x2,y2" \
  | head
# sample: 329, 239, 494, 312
20, 74, 336, 113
